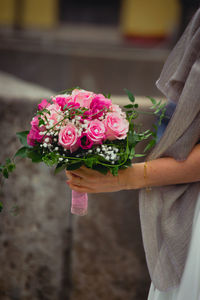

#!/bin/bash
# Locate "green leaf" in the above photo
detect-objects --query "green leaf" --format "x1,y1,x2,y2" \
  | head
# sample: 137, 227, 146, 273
144, 140, 156, 152
111, 166, 119, 176
15, 146, 28, 158
16, 131, 30, 147
123, 104, 134, 109
0, 202, 3, 212
6, 158, 11, 164
124, 88, 135, 103
92, 164, 108, 175
147, 96, 157, 105
27, 149, 43, 163
134, 153, 145, 157
39, 119, 45, 126
129, 147, 135, 159
7, 163, 15, 172
66, 161, 83, 171
54, 163, 67, 174
3, 168, 9, 178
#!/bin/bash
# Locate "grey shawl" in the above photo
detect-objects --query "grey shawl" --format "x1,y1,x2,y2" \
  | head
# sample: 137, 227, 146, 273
139, 8, 200, 291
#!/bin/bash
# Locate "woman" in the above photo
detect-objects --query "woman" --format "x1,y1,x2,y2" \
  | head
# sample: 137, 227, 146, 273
66, 8, 200, 300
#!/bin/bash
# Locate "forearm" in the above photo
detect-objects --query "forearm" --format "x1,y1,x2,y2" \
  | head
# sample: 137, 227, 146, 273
123, 144, 200, 190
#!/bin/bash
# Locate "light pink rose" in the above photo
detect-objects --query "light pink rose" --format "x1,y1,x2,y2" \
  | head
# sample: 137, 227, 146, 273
86, 120, 105, 144
110, 104, 123, 114
104, 113, 129, 140
58, 124, 78, 152
44, 104, 62, 126
72, 89, 94, 108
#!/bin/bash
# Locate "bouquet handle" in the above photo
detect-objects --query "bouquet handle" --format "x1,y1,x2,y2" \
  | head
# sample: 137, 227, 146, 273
71, 190, 88, 216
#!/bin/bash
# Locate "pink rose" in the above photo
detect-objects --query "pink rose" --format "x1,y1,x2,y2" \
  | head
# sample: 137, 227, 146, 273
38, 99, 50, 111
89, 94, 112, 118
86, 120, 105, 144
58, 124, 78, 152
53, 96, 72, 110
104, 113, 129, 140
72, 89, 94, 108
27, 127, 43, 146
77, 133, 94, 149
31, 116, 39, 128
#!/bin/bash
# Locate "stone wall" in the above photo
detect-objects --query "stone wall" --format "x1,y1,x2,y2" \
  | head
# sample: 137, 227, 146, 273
0, 72, 157, 300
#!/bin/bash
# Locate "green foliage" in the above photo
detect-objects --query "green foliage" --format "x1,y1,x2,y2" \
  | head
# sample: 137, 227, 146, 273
16, 131, 30, 147
66, 161, 83, 171
15, 146, 29, 158
124, 88, 135, 103
0, 158, 16, 179
26, 148, 43, 163
54, 163, 67, 175
42, 152, 59, 166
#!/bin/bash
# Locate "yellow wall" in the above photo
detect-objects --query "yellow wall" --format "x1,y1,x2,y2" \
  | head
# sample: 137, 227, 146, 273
121, 0, 181, 37
0, 0, 15, 26
0, 0, 58, 28
22, 0, 58, 29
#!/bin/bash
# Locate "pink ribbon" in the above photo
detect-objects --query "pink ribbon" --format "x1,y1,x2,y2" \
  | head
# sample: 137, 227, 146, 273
71, 190, 88, 216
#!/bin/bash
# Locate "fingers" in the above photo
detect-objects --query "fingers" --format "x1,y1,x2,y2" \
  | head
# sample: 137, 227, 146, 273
67, 181, 94, 193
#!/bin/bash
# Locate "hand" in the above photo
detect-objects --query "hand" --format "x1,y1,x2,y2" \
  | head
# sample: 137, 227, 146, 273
65, 166, 130, 194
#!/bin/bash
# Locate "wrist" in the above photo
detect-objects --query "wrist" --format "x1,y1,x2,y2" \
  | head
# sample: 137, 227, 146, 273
123, 163, 147, 190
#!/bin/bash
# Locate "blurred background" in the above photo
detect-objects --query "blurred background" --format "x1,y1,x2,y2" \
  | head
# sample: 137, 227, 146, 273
0, 1, 199, 300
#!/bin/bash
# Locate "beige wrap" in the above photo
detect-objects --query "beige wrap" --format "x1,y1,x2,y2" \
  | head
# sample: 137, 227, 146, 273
139, 8, 200, 291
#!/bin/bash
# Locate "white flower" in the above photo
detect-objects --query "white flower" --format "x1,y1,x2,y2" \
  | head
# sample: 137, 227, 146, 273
55, 147, 59, 151
43, 143, 47, 148
59, 158, 63, 161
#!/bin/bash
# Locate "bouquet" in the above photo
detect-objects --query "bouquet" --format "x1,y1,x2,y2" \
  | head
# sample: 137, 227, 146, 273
0, 88, 165, 215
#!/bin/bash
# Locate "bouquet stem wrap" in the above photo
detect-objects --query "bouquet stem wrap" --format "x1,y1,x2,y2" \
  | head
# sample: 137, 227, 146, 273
71, 190, 88, 216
